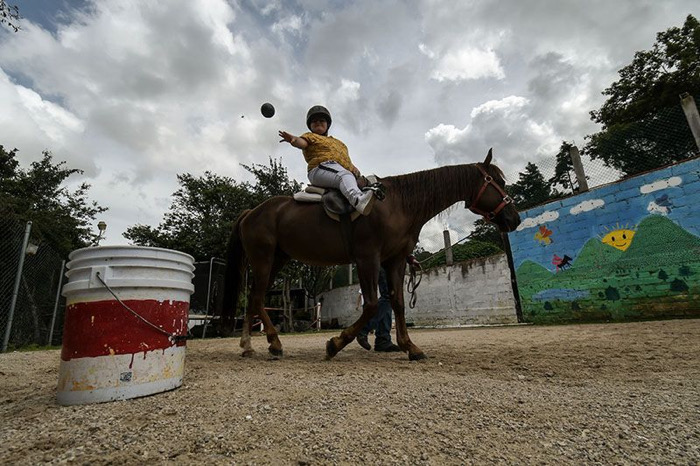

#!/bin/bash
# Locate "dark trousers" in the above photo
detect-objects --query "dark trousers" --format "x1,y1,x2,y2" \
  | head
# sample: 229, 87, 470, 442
358, 268, 393, 346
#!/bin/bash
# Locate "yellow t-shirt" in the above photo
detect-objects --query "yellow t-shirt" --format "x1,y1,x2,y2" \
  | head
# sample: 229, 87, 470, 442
300, 132, 353, 172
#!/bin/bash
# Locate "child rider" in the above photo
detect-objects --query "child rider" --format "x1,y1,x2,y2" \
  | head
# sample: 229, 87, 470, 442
279, 105, 374, 215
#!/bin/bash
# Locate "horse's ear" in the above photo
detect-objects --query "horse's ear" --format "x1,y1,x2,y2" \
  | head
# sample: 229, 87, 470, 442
484, 148, 493, 166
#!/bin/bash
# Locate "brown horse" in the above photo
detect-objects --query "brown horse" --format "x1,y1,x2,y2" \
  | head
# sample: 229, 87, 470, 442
221, 149, 520, 360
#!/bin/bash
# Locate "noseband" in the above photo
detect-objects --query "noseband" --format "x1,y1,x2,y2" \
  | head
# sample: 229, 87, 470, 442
468, 165, 513, 221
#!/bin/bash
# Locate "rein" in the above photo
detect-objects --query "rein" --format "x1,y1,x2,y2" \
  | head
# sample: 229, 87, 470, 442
468, 164, 513, 220
407, 258, 423, 309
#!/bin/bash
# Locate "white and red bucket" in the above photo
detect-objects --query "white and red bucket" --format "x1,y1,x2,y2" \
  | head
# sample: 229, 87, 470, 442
57, 246, 195, 405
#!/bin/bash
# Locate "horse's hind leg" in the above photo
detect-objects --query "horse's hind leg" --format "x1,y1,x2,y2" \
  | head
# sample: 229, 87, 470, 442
239, 307, 254, 357
260, 253, 289, 356
240, 251, 288, 357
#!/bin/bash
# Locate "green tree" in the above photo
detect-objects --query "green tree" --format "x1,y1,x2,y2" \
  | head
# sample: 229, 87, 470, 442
585, 15, 700, 175
124, 157, 302, 261
0, 145, 107, 256
509, 162, 555, 210
549, 141, 578, 194
467, 162, 556, 251
468, 219, 504, 249
241, 157, 303, 202
1, 1, 20, 32
124, 171, 256, 260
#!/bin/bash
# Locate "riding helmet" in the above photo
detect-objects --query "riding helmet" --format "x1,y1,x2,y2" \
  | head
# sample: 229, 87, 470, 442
306, 105, 332, 131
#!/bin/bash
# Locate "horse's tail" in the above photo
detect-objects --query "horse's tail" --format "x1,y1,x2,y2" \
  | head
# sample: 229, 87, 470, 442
220, 209, 251, 332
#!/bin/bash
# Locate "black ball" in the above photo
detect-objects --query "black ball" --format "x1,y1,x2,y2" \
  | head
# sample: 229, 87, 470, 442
261, 102, 275, 118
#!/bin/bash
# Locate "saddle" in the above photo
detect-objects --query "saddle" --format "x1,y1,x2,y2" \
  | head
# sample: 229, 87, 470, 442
293, 175, 386, 222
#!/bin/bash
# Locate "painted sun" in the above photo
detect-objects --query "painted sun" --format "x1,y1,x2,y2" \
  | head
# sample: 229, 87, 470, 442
600, 224, 637, 251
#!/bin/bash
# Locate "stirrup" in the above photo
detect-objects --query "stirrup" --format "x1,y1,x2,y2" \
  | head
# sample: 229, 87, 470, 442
364, 181, 386, 201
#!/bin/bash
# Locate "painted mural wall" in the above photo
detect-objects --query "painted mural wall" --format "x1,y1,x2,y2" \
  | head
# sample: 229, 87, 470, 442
508, 156, 700, 323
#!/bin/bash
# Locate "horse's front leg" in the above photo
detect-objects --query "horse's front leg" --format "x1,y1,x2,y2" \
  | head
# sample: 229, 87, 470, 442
386, 260, 427, 360
326, 261, 379, 359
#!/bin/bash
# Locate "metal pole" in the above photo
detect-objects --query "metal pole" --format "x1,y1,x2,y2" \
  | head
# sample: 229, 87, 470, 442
202, 257, 215, 339
568, 145, 589, 193
501, 232, 523, 323
348, 264, 353, 285
48, 260, 66, 346
443, 229, 453, 266
3, 221, 32, 352
680, 93, 700, 153
315, 302, 322, 331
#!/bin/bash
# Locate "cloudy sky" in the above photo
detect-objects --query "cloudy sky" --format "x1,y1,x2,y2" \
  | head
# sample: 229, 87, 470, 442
1, 0, 697, 251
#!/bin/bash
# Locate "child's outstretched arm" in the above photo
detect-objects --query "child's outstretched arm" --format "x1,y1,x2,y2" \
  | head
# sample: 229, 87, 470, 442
279, 131, 308, 149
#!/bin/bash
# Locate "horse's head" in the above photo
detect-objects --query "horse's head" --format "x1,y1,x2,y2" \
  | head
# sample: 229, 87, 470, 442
468, 149, 521, 232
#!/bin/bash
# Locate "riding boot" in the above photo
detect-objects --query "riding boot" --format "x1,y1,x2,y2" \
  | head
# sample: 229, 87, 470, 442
374, 337, 401, 352
356, 334, 371, 350
354, 190, 374, 215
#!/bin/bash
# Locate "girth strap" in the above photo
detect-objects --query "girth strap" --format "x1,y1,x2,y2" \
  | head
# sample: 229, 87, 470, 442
339, 213, 354, 260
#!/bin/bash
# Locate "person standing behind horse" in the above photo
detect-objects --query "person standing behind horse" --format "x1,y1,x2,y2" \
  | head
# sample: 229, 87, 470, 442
356, 267, 401, 352
279, 105, 374, 215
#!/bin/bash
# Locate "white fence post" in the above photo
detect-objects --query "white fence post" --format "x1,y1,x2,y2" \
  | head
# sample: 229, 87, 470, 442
680, 92, 700, 153
443, 230, 453, 266
568, 145, 589, 193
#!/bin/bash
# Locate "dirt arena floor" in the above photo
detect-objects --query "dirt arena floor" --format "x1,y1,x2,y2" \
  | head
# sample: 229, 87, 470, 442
1, 319, 699, 465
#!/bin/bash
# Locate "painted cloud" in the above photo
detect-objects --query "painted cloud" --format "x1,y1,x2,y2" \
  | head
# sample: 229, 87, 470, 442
640, 176, 682, 194
570, 199, 605, 215
516, 210, 560, 231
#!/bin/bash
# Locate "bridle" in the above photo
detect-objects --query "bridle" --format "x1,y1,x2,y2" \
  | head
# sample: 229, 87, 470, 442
468, 164, 513, 221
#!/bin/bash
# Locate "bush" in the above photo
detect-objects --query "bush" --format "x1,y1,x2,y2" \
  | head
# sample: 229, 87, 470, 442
421, 240, 502, 269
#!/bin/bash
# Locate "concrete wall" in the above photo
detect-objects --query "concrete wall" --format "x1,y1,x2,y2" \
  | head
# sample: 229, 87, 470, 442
508, 156, 700, 323
319, 253, 518, 328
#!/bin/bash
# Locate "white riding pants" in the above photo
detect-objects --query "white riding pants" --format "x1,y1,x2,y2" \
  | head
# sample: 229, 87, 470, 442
307, 161, 363, 205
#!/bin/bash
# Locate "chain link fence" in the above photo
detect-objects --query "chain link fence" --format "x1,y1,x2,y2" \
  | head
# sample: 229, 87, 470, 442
417, 95, 700, 256
188, 258, 227, 337
1, 218, 67, 351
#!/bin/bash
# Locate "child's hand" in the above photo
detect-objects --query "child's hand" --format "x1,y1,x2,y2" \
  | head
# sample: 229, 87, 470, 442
279, 131, 308, 149
279, 131, 294, 143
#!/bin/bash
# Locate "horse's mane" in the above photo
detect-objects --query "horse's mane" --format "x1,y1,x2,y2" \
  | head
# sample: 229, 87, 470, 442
382, 164, 484, 220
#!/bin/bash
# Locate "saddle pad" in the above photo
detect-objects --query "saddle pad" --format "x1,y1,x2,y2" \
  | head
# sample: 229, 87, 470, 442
305, 185, 326, 194
293, 191, 322, 202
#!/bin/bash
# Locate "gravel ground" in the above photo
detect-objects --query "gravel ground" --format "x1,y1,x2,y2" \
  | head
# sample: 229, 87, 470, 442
1, 319, 699, 465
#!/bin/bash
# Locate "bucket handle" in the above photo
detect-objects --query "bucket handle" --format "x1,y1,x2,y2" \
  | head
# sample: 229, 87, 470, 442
95, 272, 188, 343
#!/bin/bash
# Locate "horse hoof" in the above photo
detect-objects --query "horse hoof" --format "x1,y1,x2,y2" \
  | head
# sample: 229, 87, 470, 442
325, 339, 339, 360
241, 349, 255, 358
269, 347, 283, 357
409, 352, 428, 361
